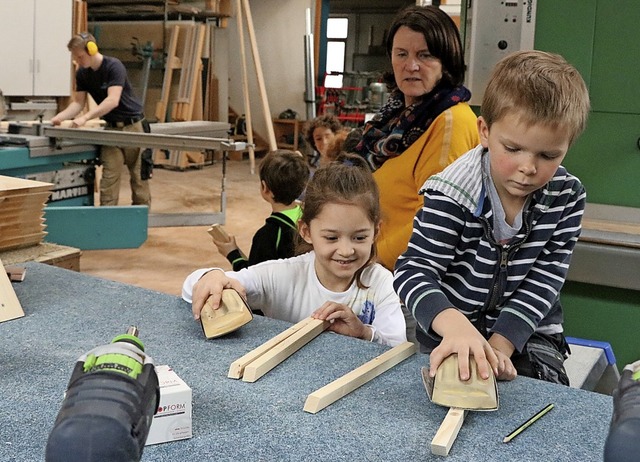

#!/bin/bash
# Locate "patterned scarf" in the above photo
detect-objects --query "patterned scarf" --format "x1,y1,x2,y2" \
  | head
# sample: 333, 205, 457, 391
354, 84, 471, 170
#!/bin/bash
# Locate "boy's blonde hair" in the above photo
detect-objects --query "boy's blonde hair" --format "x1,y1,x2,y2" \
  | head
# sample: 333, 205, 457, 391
481, 50, 590, 146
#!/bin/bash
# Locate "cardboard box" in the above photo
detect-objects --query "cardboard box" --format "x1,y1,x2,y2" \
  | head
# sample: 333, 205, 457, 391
146, 365, 192, 446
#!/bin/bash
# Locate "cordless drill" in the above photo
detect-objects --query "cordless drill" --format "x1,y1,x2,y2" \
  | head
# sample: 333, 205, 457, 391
45, 327, 160, 462
604, 360, 640, 462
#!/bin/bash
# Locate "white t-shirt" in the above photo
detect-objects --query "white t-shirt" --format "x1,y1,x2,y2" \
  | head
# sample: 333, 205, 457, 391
182, 252, 407, 346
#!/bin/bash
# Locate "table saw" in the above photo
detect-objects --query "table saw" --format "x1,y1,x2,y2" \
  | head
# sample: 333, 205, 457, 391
0, 121, 238, 249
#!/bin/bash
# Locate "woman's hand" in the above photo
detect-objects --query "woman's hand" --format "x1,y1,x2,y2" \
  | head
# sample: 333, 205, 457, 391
191, 270, 246, 320
429, 308, 499, 381
312, 301, 372, 341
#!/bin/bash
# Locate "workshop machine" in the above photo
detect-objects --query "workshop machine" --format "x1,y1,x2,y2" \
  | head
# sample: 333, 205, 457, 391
0, 121, 241, 249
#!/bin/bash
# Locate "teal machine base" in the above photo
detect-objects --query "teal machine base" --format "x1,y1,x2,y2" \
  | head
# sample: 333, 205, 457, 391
44, 206, 148, 250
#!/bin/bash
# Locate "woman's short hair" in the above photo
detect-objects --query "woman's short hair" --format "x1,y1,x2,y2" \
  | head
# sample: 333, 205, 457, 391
385, 5, 465, 87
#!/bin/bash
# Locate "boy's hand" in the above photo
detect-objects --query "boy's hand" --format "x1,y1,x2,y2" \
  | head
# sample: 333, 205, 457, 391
312, 301, 371, 341
191, 269, 246, 320
429, 308, 499, 381
488, 333, 517, 381
212, 235, 239, 258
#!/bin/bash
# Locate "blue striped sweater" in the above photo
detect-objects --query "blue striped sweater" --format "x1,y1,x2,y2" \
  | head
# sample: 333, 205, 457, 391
393, 145, 586, 353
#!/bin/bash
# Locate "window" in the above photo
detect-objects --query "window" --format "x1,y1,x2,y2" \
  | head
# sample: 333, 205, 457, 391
325, 17, 348, 88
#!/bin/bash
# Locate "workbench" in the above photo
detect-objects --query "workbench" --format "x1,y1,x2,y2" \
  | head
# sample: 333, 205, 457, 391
2, 263, 613, 461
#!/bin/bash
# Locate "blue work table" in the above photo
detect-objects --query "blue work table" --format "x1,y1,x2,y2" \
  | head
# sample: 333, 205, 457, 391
2, 263, 613, 461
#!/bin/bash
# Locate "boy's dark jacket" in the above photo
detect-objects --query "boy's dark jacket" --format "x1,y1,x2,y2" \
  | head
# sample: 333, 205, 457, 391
226, 211, 298, 271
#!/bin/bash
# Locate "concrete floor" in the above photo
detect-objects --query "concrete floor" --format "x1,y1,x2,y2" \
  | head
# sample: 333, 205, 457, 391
81, 156, 269, 297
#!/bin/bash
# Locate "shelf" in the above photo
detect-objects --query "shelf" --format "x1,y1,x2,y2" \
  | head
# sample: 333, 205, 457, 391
87, 0, 231, 23
272, 118, 305, 151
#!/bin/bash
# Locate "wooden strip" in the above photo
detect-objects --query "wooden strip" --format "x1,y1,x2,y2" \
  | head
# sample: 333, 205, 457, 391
241, 0, 277, 151
431, 408, 467, 456
236, 0, 255, 174
303, 341, 417, 414
241, 318, 329, 383
228, 317, 315, 379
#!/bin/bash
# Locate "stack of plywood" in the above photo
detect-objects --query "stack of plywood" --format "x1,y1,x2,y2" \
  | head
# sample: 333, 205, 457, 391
0, 176, 53, 252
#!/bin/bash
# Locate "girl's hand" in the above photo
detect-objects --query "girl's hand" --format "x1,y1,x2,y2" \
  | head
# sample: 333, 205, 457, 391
311, 301, 371, 341
429, 309, 499, 381
191, 270, 246, 320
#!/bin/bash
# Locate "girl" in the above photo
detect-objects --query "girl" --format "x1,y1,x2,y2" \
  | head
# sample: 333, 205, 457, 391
182, 155, 407, 347
304, 115, 343, 168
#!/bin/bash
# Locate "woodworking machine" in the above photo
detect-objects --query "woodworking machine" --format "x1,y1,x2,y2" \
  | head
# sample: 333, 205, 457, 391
0, 121, 240, 249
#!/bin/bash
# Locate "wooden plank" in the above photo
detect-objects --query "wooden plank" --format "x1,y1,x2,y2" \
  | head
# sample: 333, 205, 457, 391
228, 317, 315, 379
241, 0, 276, 151
431, 408, 467, 456
241, 318, 329, 383
303, 341, 417, 414
236, 0, 255, 174
155, 25, 180, 122
0, 257, 25, 324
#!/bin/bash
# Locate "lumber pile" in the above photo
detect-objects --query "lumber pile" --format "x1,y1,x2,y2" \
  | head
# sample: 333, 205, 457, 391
0, 176, 53, 252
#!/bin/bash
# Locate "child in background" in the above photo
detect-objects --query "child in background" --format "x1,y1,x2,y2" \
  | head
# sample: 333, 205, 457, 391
304, 115, 343, 167
211, 150, 309, 271
183, 154, 407, 347
394, 50, 590, 384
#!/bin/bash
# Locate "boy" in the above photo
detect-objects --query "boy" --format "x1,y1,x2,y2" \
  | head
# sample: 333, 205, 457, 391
393, 50, 590, 384
212, 150, 310, 271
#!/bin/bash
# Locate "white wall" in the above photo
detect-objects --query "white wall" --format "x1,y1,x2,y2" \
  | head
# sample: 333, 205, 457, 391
227, 0, 313, 144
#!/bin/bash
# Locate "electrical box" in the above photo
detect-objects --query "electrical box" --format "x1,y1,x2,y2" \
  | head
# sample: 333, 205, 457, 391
463, 0, 538, 105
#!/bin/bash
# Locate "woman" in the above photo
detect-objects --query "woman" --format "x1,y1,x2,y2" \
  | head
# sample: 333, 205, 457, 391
353, 5, 479, 272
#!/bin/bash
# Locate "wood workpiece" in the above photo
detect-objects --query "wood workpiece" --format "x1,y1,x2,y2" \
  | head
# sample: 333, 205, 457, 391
242, 318, 329, 382
303, 341, 417, 414
228, 317, 316, 379
0, 257, 24, 323
228, 317, 329, 382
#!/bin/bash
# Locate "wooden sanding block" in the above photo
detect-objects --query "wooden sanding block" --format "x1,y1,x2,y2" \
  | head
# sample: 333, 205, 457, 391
423, 355, 498, 456
200, 289, 253, 339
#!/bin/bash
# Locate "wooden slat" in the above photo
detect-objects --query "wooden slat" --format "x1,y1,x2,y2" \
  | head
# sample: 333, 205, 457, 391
431, 408, 467, 456
303, 342, 417, 414
228, 317, 315, 379
241, 318, 329, 383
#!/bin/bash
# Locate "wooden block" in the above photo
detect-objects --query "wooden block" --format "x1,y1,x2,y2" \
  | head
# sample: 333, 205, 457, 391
0, 257, 25, 324
207, 224, 230, 241
4, 265, 26, 282
241, 318, 329, 383
431, 408, 467, 456
303, 341, 417, 414
200, 289, 253, 339
228, 317, 315, 379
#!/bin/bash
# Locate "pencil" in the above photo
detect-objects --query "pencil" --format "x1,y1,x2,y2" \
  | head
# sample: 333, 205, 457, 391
503, 403, 554, 443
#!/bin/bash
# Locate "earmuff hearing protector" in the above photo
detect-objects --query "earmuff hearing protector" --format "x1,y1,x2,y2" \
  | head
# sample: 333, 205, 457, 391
79, 32, 99, 56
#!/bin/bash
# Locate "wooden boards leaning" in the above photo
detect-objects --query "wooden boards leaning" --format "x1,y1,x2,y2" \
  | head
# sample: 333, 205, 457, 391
0, 257, 25, 323
228, 317, 329, 382
303, 341, 417, 414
